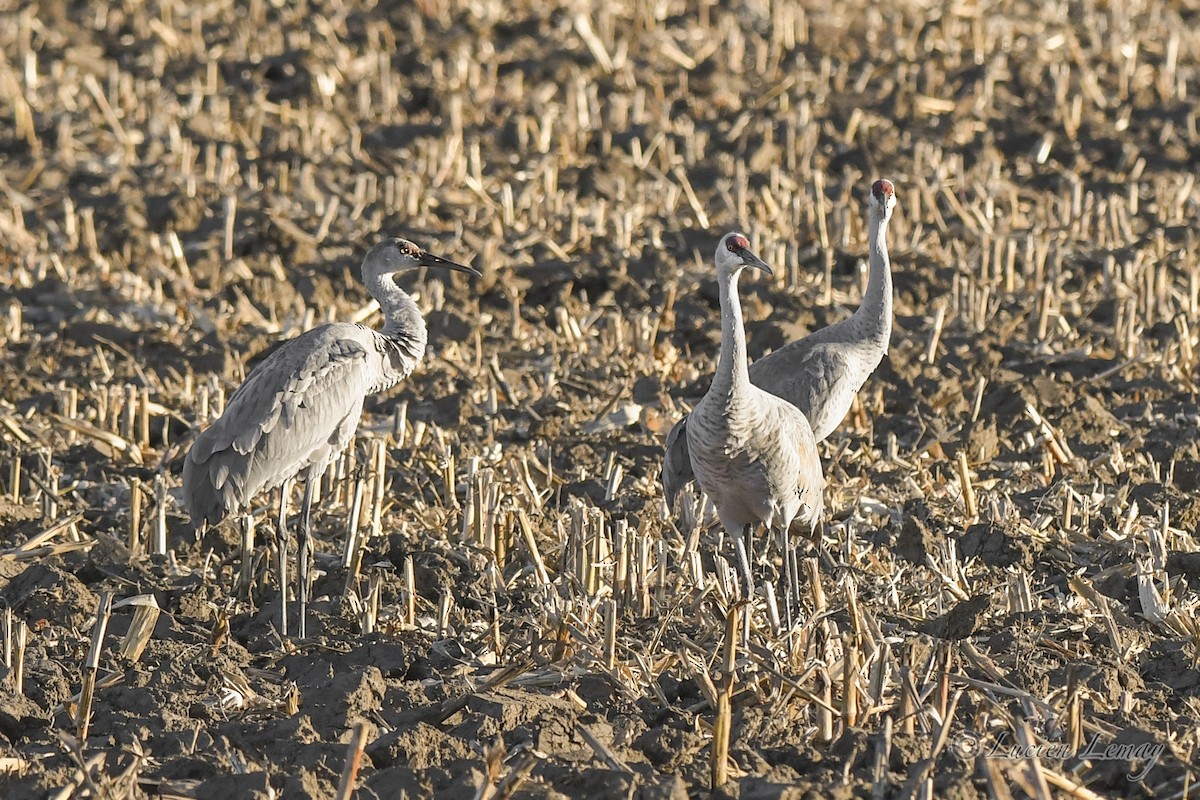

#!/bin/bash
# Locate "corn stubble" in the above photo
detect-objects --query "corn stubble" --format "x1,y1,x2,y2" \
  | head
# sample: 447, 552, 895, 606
0, 0, 1197, 797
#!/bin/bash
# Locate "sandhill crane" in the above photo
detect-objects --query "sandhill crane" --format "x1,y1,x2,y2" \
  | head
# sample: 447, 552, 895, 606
183, 237, 480, 638
684, 232, 824, 619
664, 179, 897, 513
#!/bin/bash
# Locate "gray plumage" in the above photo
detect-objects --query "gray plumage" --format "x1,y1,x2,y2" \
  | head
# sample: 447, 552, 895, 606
684, 233, 824, 544
664, 179, 897, 512
183, 329, 397, 526
182, 237, 479, 637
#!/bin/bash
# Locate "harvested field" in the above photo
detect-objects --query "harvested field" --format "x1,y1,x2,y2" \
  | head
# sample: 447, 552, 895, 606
1, 0, 1200, 797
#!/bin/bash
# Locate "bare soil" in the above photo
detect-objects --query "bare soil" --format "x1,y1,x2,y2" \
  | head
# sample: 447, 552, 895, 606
1, 0, 1199, 797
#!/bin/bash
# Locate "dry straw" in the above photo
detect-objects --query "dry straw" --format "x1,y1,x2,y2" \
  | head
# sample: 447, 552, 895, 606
0, 0, 1197, 795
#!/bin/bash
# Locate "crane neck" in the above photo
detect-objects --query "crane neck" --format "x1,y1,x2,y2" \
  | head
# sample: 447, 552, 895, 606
712, 267, 751, 398
852, 206, 893, 349
367, 271, 428, 361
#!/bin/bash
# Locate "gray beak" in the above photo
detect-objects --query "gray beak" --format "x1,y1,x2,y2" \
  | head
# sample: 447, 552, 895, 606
740, 248, 773, 275
420, 252, 482, 277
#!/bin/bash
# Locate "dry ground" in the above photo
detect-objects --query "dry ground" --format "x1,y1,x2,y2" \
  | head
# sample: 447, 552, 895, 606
1, 0, 1200, 797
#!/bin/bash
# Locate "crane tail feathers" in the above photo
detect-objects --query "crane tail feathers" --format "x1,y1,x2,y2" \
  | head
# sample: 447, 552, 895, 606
212, 461, 230, 490
232, 423, 262, 455
662, 416, 694, 514
182, 449, 229, 529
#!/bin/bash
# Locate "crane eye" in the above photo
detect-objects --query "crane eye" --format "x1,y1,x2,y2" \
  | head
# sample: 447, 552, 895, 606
727, 235, 750, 253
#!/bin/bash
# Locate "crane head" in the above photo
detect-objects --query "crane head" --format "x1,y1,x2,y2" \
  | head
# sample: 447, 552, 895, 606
715, 232, 772, 276
869, 179, 897, 216
364, 237, 482, 279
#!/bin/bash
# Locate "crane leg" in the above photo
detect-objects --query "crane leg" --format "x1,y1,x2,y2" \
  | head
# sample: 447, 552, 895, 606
743, 524, 754, 643
790, 531, 801, 616
733, 526, 754, 598
743, 524, 755, 573
297, 477, 315, 640
276, 479, 291, 639
782, 527, 795, 638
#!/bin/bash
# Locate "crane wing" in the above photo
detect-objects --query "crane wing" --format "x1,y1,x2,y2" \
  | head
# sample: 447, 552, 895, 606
760, 397, 825, 535
748, 341, 857, 441
184, 331, 375, 525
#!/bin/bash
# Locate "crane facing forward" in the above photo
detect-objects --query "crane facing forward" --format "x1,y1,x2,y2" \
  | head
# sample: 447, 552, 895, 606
684, 233, 824, 619
664, 179, 897, 513
183, 237, 480, 638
